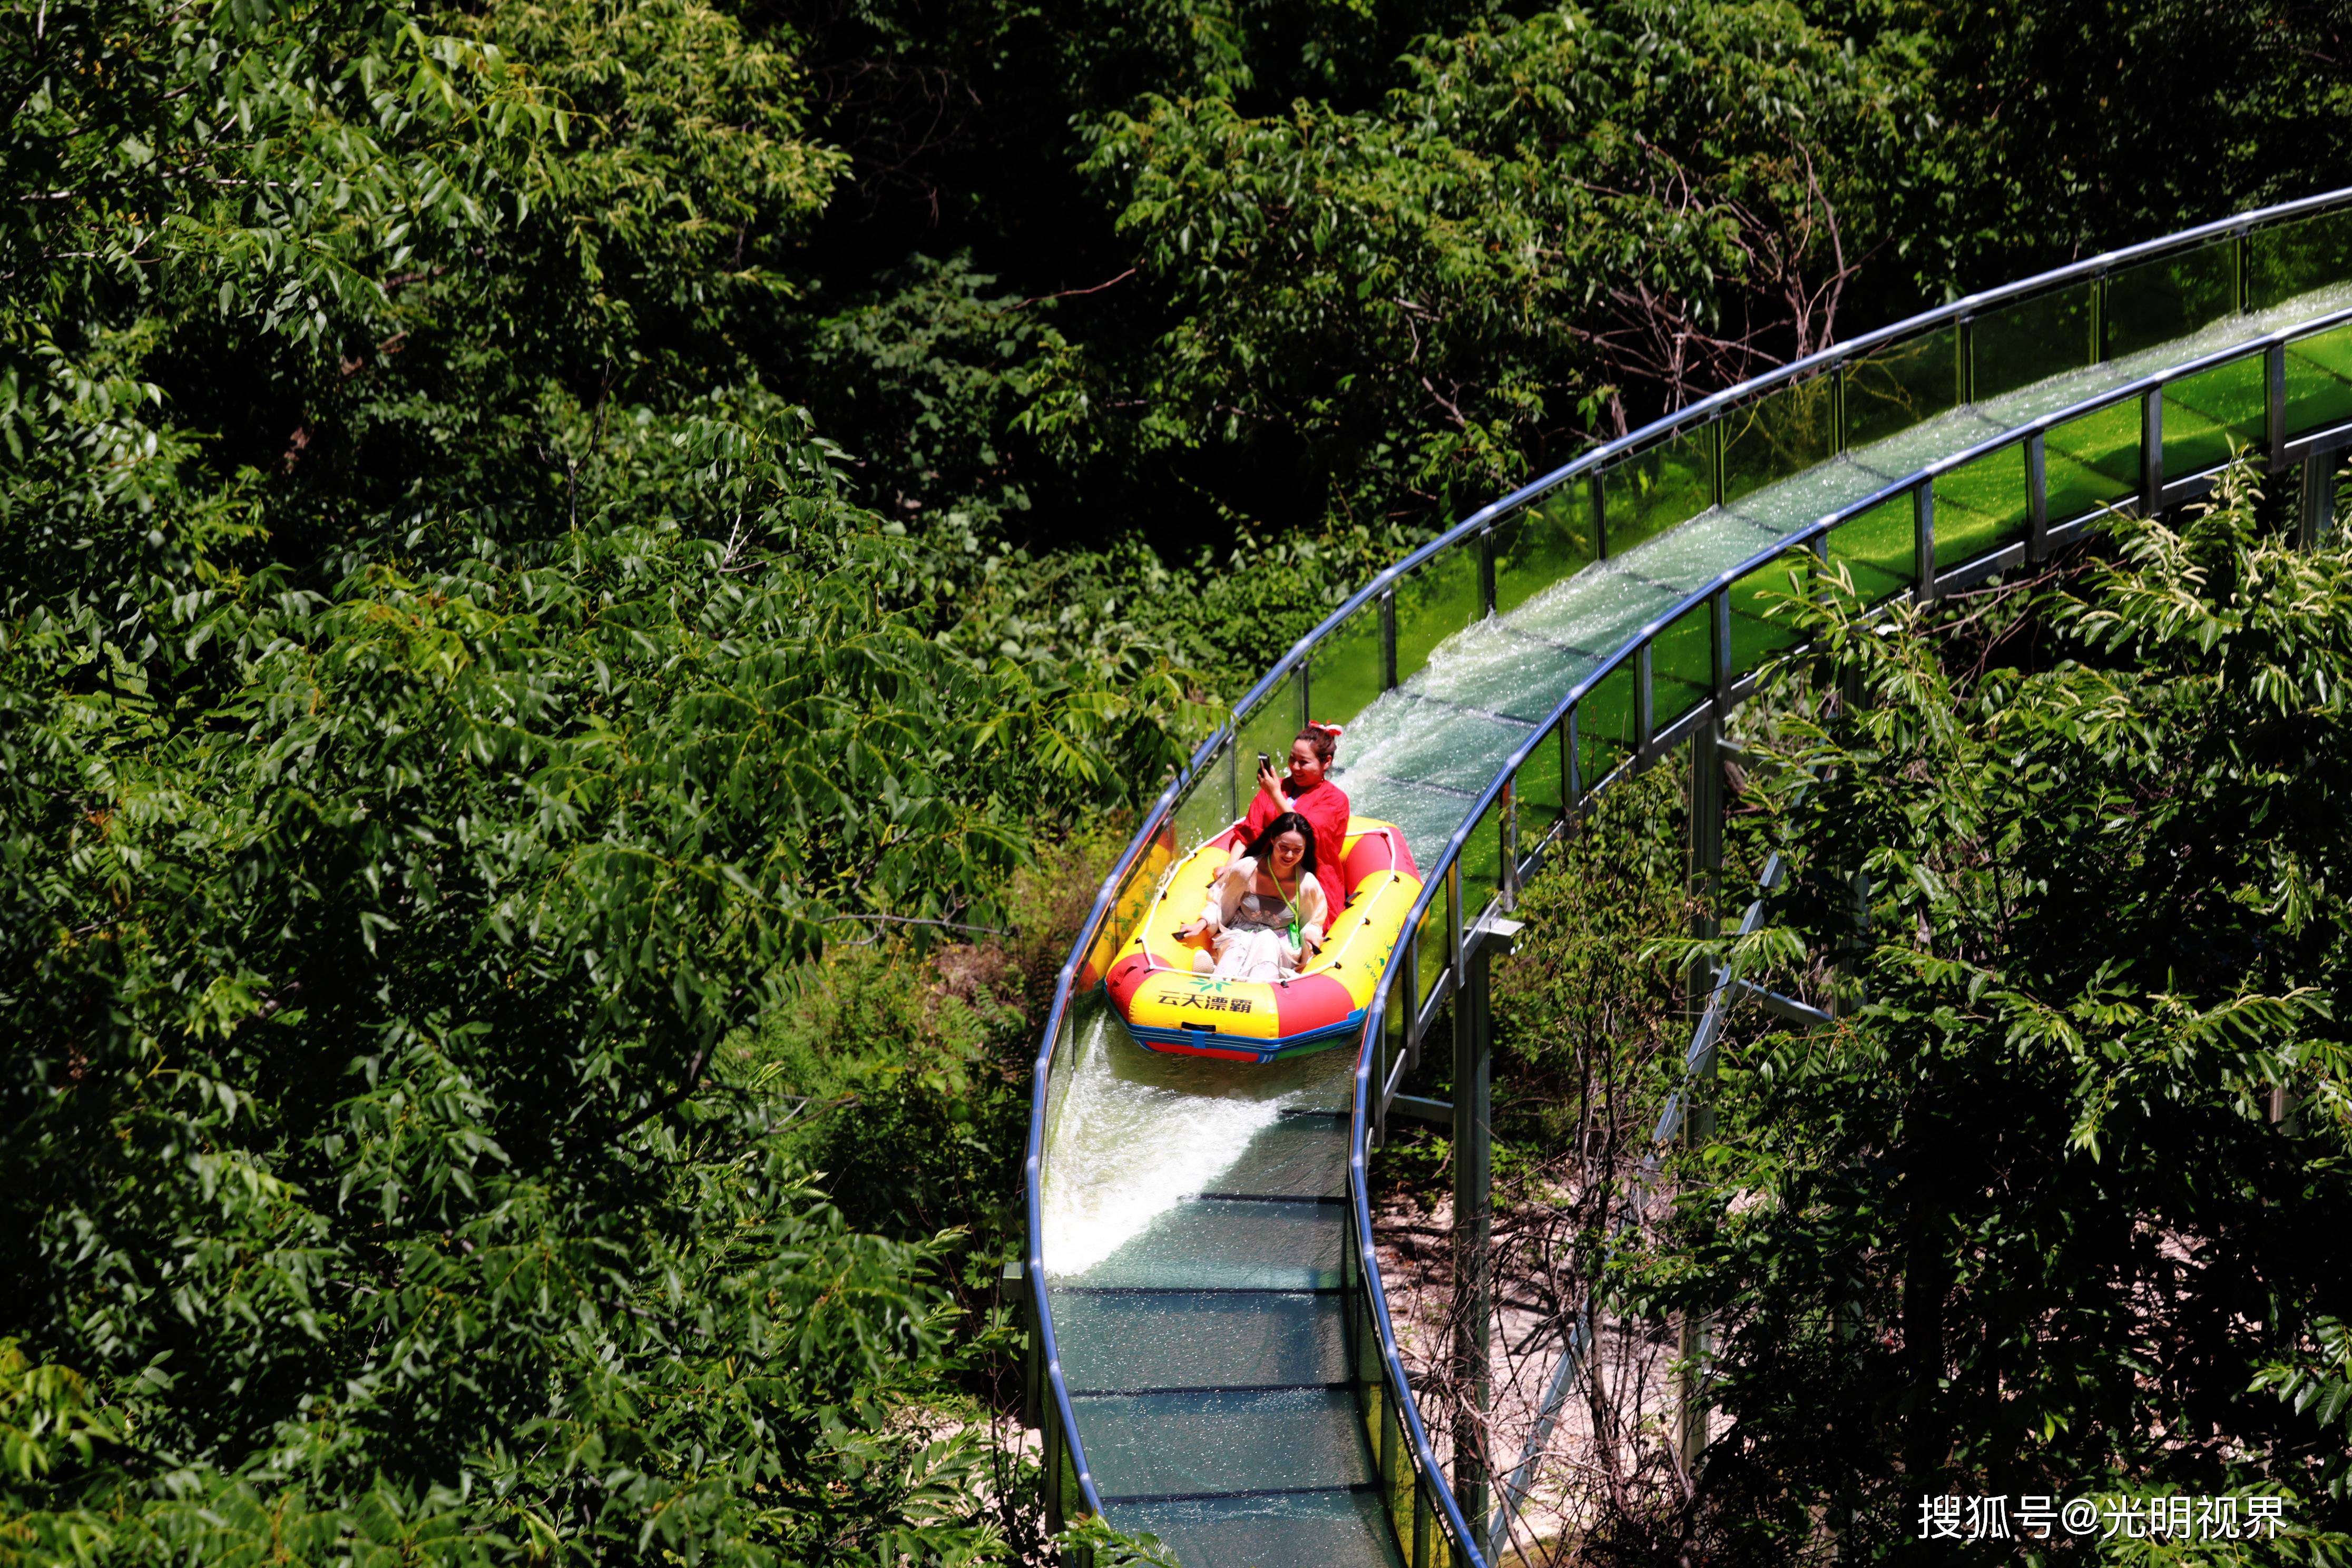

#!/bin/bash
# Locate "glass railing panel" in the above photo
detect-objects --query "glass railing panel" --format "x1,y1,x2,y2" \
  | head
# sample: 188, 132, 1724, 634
2286, 321, 2352, 436
1493, 485, 1598, 615
1461, 792, 1508, 922
1312, 597, 1388, 731
1348, 1277, 1370, 1397
1172, 738, 1238, 851
1845, 324, 1959, 448
1415, 874, 1453, 1012
1599, 428, 1714, 557
1239, 668, 1306, 788
2043, 400, 2142, 525
1720, 375, 1835, 506
1426, 1483, 1454, 1568
2250, 207, 2352, 311
1825, 493, 1914, 605
1514, 721, 1567, 870
1729, 551, 1811, 671
1059, 1427, 1086, 1521
1043, 1003, 1081, 1152
2163, 351, 2267, 477
1382, 968, 1408, 1085
1395, 545, 1482, 688
1972, 280, 2097, 401
1375, 1380, 1415, 1567
1349, 1279, 1372, 1376
1651, 599, 1713, 731
1933, 445, 2031, 571
2105, 237, 2238, 360
1079, 820, 1174, 984
1575, 663, 1638, 790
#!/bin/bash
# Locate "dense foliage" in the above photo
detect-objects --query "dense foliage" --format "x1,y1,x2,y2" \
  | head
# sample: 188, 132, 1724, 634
1066, 0, 1916, 528
775, 0, 2352, 681
781, 0, 1941, 679
1671, 478, 2352, 1561
0, 0, 1181, 1559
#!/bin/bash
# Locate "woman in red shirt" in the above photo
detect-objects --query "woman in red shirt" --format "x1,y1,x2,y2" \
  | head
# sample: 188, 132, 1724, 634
1234, 724, 1354, 910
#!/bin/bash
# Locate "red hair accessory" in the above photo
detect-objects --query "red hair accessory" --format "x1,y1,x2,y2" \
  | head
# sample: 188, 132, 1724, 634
1311, 722, 1344, 740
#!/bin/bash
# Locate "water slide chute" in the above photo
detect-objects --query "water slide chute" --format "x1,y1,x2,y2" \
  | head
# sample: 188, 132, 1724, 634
1033, 191, 2352, 1568
1103, 817, 1422, 1062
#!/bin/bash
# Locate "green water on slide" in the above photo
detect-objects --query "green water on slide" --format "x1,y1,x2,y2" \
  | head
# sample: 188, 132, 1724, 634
1037, 281, 2352, 1568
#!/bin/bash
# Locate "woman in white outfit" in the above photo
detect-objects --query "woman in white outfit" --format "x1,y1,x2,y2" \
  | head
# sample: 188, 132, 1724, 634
1174, 812, 1330, 982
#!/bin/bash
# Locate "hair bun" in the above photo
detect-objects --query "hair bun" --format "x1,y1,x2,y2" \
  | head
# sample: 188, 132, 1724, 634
1312, 722, 1344, 740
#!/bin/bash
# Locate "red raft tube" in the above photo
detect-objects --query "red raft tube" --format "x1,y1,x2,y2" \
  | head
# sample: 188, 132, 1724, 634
1102, 817, 1424, 1063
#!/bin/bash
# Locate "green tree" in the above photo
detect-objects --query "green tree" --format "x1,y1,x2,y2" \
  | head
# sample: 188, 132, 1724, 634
1064, 0, 1924, 528
1857, 0, 2352, 293
1, 0, 1199, 1556
0, 391, 1189, 1560
1665, 474, 2352, 1561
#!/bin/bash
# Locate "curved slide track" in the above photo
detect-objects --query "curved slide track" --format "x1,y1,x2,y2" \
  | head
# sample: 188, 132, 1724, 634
1022, 190, 2352, 1568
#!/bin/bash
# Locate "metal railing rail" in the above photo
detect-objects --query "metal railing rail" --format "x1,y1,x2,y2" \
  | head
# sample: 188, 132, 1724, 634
1024, 188, 2352, 1564
1021, 724, 1226, 1527
1218, 184, 2352, 744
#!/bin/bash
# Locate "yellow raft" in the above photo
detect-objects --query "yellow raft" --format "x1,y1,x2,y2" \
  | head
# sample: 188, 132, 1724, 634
1103, 816, 1424, 1062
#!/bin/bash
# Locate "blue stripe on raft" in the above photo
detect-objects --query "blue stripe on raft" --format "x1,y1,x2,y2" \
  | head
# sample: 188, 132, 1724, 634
1128, 1008, 1367, 1063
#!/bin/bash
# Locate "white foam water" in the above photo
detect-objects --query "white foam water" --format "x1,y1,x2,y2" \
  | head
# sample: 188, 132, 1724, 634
1041, 1002, 1349, 1281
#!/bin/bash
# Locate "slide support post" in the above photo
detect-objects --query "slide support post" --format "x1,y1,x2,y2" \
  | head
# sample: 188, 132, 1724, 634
1689, 718, 1724, 943
2302, 450, 2337, 548
1452, 913, 1522, 1525
1677, 727, 1723, 1478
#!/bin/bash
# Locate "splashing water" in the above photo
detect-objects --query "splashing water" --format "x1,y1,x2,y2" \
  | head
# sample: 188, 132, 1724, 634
1041, 999, 1350, 1280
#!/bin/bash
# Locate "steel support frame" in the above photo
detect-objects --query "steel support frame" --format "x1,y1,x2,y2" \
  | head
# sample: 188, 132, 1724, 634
1007, 1260, 1041, 1433
1913, 483, 1937, 605
1678, 714, 1726, 1473
1450, 912, 1521, 1524
2303, 449, 2341, 547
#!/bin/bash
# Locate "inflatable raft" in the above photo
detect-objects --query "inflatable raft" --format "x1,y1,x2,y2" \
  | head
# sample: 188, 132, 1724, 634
1106, 817, 1424, 1062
